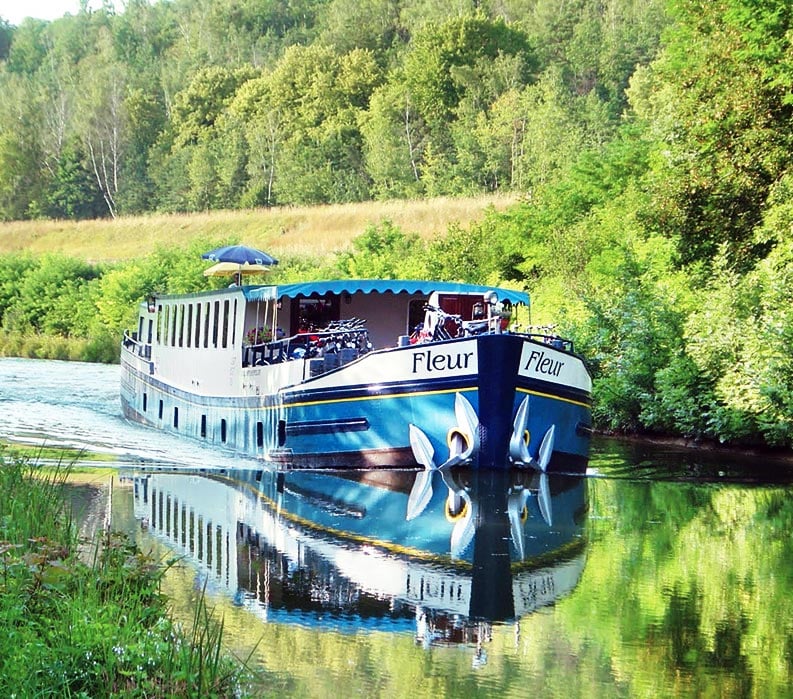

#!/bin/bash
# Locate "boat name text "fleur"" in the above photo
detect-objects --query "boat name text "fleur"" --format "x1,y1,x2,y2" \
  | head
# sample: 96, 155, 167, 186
412, 349, 475, 373
524, 349, 565, 377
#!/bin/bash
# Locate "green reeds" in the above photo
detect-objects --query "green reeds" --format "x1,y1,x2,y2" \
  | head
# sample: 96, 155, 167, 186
0, 330, 118, 363
0, 451, 249, 697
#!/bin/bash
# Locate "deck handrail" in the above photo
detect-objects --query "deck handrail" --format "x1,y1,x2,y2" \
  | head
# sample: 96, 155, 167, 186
122, 330, 152, 359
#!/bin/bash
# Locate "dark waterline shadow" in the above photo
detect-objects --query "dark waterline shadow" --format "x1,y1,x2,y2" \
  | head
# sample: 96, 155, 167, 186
589, 435, 793, 484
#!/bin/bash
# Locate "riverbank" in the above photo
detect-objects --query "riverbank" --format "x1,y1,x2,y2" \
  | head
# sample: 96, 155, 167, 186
0, 451, 251, 696
628, 432, 793, 463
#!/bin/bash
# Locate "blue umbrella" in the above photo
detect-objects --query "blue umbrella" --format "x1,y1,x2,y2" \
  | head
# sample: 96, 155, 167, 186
201, 244, 278, 266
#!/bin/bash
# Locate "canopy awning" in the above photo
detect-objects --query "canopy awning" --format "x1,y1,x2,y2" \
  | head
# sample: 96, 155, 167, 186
244, 280, 528, 305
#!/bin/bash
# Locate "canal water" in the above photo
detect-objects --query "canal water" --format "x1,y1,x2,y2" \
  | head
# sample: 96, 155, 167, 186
2, 357, 793, 698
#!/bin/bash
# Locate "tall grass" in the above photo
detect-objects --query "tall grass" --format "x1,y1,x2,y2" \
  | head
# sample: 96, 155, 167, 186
0, 194, 519, 263
0, 450, 250, 697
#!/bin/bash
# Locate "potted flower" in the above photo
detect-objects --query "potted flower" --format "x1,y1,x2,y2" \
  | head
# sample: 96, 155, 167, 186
246, 326, 272, 345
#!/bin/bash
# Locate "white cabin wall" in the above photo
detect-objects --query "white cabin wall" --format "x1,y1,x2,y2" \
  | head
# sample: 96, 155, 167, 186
150, 288, 248, 396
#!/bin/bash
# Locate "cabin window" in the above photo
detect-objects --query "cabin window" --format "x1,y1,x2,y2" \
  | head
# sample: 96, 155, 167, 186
231, 299, 238, 346
277, 419, 286, 447
171, 304, 178, 346
186, 305, 193, 348
203, 302, 210, 348
156, 304, 163, 344
142, 393, 147, 412
292, 295, 339, 332
178, 304, 185, 347
147, 319, 153, 344
212, 301, 220, 348
200, 414, 207, 438
137, 315, 144, 341
163, 306, 170, 345
158, 399, 163, 420
256, 421, 264, 448
173, 406, 179, 428
438, 294, 485, 321
222, 300, 230, 348
220, 419, 227, 442
195, 303, 202, 347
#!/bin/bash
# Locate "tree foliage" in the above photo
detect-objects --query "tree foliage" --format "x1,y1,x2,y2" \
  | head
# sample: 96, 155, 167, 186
0, 0, 662, 216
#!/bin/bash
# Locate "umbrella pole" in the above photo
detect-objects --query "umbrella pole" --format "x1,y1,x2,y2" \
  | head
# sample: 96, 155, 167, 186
254, 301, 261, 344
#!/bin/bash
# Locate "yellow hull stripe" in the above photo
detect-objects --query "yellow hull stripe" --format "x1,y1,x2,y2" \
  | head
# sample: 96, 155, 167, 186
286, 386, 475, 409
515, 386, 591, 409
289, 385, 590, 410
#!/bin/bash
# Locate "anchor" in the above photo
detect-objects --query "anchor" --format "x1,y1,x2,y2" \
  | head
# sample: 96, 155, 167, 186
406, 393, 480, 521
508, 395, 556, 471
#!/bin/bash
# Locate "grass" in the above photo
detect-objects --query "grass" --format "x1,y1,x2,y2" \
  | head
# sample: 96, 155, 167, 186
0, 450, 250, 697
0, 194, 520, 263
0, 441, 117, 465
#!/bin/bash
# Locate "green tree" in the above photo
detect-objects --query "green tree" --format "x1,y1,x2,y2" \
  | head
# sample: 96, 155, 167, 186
6, 255, 102, 336
170, 66, 254, 148
476, 68, 586, 191
0, 254, 37, 324
75, 40, 130, 218
0, 18, 11, 59
0, 74, 46, 220
263, 44, 382, 204
153, 65, 257, 211
335, 220, 427, 278
42, 138, 105, 219
5, 18, 48, 74
226, 76, 282, 207
401, 13, 535, 138
318, 0, 401, 53
361, 80, 426, 199
117, 88, 165, 214
636, 0, 793, 265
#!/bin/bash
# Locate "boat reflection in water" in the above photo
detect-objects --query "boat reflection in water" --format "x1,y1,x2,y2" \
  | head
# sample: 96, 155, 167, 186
129, 460, 588, 655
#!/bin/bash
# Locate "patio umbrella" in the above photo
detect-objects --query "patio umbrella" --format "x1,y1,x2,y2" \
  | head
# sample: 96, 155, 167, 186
203, 261, 273, 277
201, 244, 278, 266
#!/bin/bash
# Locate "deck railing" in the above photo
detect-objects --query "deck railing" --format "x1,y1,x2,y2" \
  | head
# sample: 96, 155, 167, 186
243, 322, 372, 368
122, 330, 152, 359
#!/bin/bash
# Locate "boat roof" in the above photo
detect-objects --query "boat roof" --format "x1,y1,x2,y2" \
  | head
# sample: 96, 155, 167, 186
243, 279, 529, 305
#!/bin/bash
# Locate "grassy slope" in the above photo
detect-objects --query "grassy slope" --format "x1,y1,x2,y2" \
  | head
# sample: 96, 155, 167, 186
0, 194, 519, 262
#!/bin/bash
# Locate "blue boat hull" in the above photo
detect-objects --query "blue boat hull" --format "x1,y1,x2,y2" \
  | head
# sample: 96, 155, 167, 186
122, 333, 591, 471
